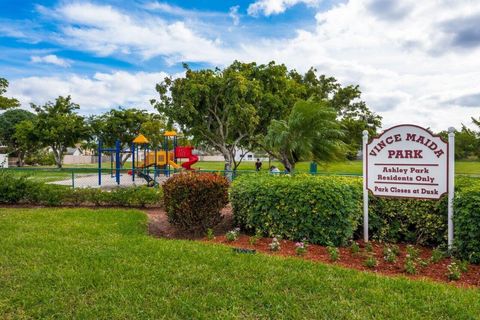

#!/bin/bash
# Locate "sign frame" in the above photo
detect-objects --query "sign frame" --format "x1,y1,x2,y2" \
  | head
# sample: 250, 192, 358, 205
362, 124, 455, 248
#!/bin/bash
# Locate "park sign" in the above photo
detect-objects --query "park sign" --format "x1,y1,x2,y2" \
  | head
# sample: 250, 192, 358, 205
366, 124, 448, 199
362, 124, 455, 247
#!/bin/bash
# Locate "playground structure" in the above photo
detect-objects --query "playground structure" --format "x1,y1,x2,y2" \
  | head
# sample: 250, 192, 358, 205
97, 131, 198, 187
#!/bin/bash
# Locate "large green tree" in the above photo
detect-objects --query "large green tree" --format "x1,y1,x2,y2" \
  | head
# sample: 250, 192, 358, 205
0, 78, 20, 110
152, 61, 381, 170
265, 100, 345, 171
152, 61, 305, 170
30, 96, 88, 168
0, 109, 36, 166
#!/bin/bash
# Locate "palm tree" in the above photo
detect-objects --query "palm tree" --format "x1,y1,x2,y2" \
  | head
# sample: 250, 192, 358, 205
265, 100, 345, 172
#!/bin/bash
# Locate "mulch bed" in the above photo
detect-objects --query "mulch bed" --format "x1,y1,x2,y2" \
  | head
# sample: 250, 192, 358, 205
146, 207, 480, 288
210, 236, 480, 288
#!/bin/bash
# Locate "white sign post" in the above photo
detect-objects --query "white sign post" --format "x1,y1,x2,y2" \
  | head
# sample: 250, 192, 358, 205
362, 125, 455, 246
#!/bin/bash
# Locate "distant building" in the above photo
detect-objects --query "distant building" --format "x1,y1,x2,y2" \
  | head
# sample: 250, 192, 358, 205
234, 149, 269, 162
0, 153, 8, 168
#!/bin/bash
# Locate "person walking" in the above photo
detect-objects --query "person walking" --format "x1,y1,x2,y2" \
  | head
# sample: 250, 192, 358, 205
255, 158, 262, 171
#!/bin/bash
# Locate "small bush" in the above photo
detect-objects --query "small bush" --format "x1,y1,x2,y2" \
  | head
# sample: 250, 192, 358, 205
327, 246, 340, 261
447, 262, 461, 281
249, 230, 263, 245
163, 173, 229, 233
430, 248, 445, 263
269, 237, 281, 251
383, 245, 397, 263
206, 228, 215, 240
295, 240, 308, 256
350, 241, 360, 254
364, 242, 373, 253
0, 171, 32, 204
364, 255, 377, 269
226, 228, 240, 242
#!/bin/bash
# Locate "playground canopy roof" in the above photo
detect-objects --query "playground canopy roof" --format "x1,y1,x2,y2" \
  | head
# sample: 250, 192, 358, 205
133, 134, 149, 144
164, 131, 177, 137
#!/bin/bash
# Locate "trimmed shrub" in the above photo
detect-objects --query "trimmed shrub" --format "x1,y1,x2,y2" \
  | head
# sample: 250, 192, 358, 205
231, 174, 362, 246
0, 171, 31, 204
454, 182, 480, 264
163, 173, 229, 233
0, 171, 163, 207
367, 196, 448, 246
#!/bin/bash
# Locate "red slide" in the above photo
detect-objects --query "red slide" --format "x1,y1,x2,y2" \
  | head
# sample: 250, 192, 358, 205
175, 146, 199, 170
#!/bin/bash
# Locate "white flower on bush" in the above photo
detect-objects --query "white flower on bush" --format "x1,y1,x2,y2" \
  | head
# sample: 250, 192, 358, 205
269, 237, 281, 251
226, 228, 240, 242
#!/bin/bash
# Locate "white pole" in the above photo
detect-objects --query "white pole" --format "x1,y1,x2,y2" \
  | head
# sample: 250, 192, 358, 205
362, 130, 369, 243
448, 127, 455, 249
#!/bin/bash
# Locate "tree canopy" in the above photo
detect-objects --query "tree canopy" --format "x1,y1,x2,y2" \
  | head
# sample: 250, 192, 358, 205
0, 78, 20, 110
30, 96, 88, 168
265, 100, 345, 171
152, 61, 381, 170
0, 109, 36, 166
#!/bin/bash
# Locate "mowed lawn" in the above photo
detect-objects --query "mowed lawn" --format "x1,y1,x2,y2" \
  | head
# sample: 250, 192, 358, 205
193, 160, 480, 175
1, 208, 479, 319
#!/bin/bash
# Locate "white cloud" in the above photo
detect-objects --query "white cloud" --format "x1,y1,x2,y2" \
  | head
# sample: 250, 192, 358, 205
6, 0, 480, 131
247, 0, 320, 16
30, 54, 70, 67
38, 2, 235, 64
8, 71, 172, 114
238, 0, 480, 131
229, 6, 240, 26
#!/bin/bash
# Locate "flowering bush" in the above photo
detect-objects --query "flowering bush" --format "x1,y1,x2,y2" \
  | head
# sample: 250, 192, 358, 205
295, 240, 308, 256
269, 237, 281, 251
447, 262, 461, 280
226, 228, 240, 242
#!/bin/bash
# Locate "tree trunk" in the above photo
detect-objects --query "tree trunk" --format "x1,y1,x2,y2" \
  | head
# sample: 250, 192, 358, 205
280, 154, 294, 173
52, 148, 63, 168
18, 151, 25, 167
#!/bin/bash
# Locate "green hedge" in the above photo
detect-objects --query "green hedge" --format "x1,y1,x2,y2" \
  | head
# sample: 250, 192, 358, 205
0, 171, 162, 207
231, 174, 362, 246
231, 174, 480, 259
368, 197, 447, 246
454, 180, 480, 263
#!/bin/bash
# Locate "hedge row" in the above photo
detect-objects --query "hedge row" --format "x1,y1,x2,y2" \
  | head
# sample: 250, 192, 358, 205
231, 174, 362, 246
454, 181, 480, 263
231, 174, 480, 261
0, 171, 162, 207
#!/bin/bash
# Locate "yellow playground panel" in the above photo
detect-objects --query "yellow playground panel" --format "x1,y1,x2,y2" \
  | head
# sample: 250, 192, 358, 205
136, 151, 181, 169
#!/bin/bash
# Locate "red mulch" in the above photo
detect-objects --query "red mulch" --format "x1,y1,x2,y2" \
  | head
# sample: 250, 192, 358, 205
209, 235, 480, 288
146, 207, 480, 288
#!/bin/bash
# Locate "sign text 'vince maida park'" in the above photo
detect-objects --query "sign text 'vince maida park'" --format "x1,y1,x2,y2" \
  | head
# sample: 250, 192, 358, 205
366, 125, 448, 199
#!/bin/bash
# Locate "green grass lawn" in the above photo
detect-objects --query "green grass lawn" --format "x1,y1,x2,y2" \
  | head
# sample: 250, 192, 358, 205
1, 208, 479, 319
2, 159, 479, 183
193, 160, 480, 175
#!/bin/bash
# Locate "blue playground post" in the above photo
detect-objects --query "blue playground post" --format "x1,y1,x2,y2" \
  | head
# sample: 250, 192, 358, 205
98, 140, 102, 186
131, 143, 135, 182
115, 139, 121, 185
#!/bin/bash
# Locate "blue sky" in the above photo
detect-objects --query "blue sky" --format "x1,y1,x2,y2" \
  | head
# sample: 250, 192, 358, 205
1, 0, 480, 131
